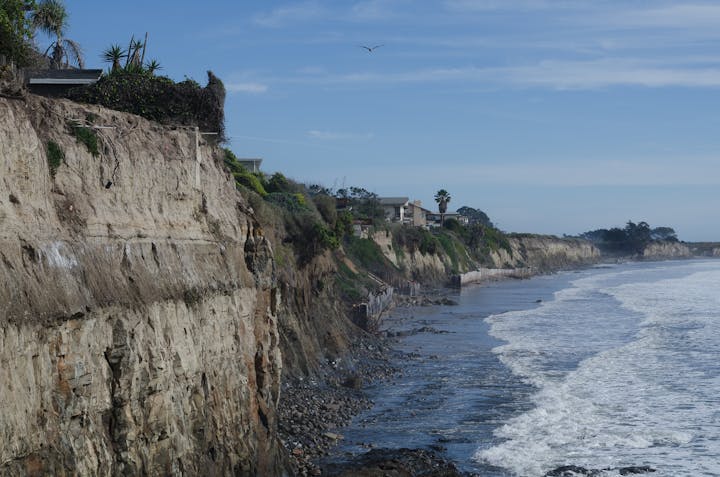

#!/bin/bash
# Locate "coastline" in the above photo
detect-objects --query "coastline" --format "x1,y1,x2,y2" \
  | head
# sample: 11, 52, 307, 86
306, 276, 557, 476
306, 257, 715, 476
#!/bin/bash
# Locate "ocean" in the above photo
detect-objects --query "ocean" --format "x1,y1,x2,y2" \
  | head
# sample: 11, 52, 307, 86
330, 259, 720, 476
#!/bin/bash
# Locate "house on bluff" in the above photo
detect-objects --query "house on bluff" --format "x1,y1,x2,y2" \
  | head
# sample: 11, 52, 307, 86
23, 68, 103, 97
405, 200, 432, 227
378, 197, 409, 223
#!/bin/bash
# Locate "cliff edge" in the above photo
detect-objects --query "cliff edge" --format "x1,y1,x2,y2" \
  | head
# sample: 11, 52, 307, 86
0, 96, 286, 475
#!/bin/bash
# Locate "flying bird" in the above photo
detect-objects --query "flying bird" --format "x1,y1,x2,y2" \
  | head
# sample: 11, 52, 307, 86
359, 44, 384, 52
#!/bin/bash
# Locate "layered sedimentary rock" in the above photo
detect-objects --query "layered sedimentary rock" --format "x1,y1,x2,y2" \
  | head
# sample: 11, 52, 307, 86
491, 236, 600, 270
642, 241, 691, 259
0, 96, 285, 475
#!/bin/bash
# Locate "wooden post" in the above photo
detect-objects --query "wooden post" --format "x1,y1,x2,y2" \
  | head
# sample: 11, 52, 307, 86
195, 127, 201, 189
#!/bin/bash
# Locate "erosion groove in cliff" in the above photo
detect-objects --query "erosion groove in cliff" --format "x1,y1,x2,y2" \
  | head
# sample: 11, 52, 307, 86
0, 96, 285, 476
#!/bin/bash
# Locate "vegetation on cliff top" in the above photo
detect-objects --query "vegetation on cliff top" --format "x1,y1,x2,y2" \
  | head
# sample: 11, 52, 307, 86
580, 221, 679, 254
68, 70, 226, 139
0, 0, 35, 67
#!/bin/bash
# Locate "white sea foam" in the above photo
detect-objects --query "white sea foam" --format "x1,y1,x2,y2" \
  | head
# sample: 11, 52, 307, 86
476, 260, 720, 477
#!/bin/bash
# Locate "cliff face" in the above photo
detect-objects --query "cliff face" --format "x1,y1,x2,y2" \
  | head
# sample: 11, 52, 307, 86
489, 235, 600, 271
642, 241, 692, 259
0, 97, 285, 475
373, 228, 600, 285
372, 232, 449, 283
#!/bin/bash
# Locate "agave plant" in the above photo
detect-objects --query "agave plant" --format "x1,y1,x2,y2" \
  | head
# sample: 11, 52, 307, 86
125, 37, 144, 68
145, 59, 161, 75
102, 44, 126, 72
31, 0, 84, 69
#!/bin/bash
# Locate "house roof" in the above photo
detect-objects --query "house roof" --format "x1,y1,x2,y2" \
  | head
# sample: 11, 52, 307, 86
237, 158, 262, 164
407, 202, 432, 214
25, 69, 103, 85
378, 197, 409, 206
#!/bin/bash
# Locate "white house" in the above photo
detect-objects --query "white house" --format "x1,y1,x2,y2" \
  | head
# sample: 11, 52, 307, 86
378, 197, 409, 222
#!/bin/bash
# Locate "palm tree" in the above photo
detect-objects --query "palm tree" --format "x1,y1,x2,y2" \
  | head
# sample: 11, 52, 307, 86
102, 44, 126, 73
434, 189, 451, 225
31, 0, 84, 69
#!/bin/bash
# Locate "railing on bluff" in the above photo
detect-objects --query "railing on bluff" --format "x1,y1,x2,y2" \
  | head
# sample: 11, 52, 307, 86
451, 267, 533, 288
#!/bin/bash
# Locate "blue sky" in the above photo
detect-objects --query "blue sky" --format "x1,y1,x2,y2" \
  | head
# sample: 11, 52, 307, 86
46, 1, 720, 240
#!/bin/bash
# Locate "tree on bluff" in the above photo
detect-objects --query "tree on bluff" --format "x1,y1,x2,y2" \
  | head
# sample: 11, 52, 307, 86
31, 0, 84, 68
434, 189, 451, 223
651, 226, 677, 242
0, 0, 35, 67
457, 206, 494, 228
580, 220, 678, 254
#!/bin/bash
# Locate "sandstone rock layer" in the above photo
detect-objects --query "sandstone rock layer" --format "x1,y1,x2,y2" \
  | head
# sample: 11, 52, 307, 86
0, 97, 284, 476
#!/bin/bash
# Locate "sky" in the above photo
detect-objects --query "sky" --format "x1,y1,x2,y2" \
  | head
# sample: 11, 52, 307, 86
41, 1, 720, 241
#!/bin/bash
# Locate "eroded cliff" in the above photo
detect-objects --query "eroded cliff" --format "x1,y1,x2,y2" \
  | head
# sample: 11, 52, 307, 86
0, 96, 286, 475
492, 235, 601, 270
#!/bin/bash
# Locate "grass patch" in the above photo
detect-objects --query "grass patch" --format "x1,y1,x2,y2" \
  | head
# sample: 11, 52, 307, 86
436, 232, 460, 273
46, 141, 65, 177
345, 236, 393, 276
335, 260, 364, 302
71, 125, 100, 156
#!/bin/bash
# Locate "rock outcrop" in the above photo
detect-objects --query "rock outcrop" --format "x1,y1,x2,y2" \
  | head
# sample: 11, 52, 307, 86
642, 241, 691, 259
0, 96, 286, 475
491, 235, 601, 271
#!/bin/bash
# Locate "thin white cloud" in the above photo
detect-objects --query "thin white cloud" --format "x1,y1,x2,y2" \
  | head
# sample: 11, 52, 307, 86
253, 2, 327, 27
336, 157, 720, 188
611, 4, 720, 29
225, 82, 269, 94
503, 58, 720, 89
468, 159, 720, 186
275, 56, 720, 89
308, 130, 375, 140
350, 0, 407, 20
444, 0, 580, 12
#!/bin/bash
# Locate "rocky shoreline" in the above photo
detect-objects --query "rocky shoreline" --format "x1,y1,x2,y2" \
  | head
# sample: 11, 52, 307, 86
278, 337, 399, 476
277, 288, 471, 476
281, 268, 667, 476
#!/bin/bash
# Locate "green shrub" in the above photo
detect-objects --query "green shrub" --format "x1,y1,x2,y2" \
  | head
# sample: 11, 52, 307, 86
436, 232, 459, 272
443, 218, 462, 232
282, 210, 339, 264
334, 210, 353, 238
265, 192, 308, 212
67, 70, 226, 139
71, 125, 99, 157
393, 225, 439, 255
420, 232, 438, 255
223, 148, 246, 174
346, 236, 391, 275
266, 172, 291, 193
0, 0, 34, 67
313, 193, 337, 225
336, 261, 364, 302
483, 226, 512, 253
46, 140, 64, 176
314, 222, 339, 250
234, 171, 267, 196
